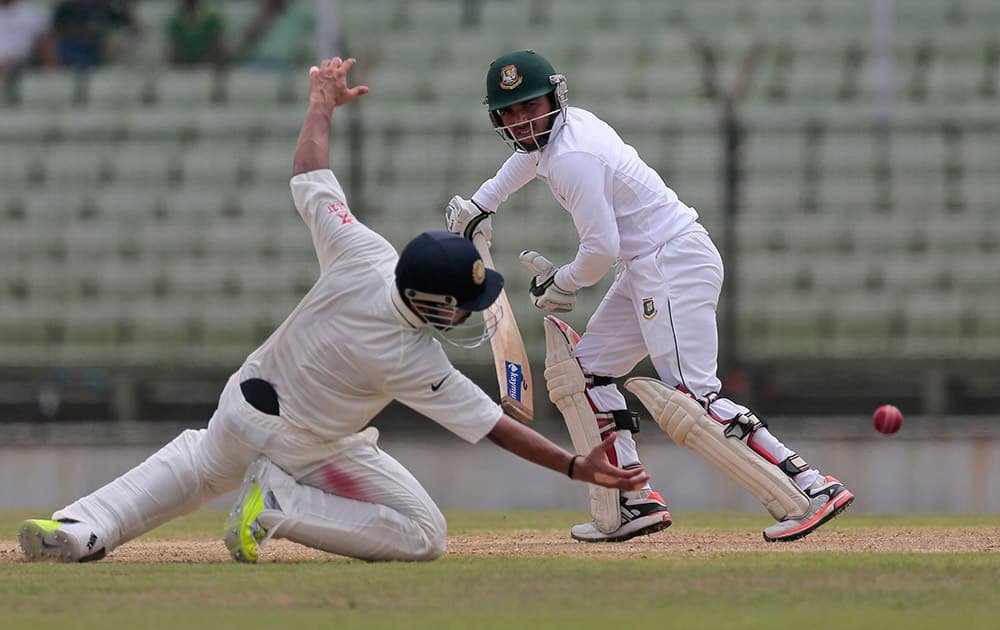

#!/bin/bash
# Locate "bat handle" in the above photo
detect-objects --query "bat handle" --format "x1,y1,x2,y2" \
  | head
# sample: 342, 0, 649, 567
472, 233, 496, 269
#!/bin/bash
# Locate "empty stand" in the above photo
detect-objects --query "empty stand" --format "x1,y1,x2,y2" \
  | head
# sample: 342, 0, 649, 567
1, 0, 999, 383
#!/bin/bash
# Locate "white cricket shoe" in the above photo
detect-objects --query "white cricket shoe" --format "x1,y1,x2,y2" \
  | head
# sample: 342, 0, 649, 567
224, 456, 284, 563
570, 489, 672, 543
18, 519, 106, 562
763, 475, 855, 542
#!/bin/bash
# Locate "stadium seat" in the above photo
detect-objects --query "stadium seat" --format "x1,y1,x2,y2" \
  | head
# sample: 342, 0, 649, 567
86, 188, 161, 225
62, 303, 122, 356
850, 214, 923, 257
198, 301, 264, 357
189, 107, 263, 144
966, 296, 1000, 355
736, 251, 805, 295
0, 144, 43, 190
107, 141, 184, 187
155, 69, 223, 108
807, 254, 880, 294
40, 143, 110, 190
901, 293, 968, 357
13, 71, 85, 110
223, 69, 284, 108
882, 255, 954, 298
234, 185, 298, 224
961, 175, 1000, 216
178, 139, 250, 188
0, 110, 56, 143
137, 221, 205, 263
949, 254, 1000, 295
738, 293, 831, 358
124, 302, 199, 365
85, 68, 155, 111
161, 186, 234, 225
830, 294, 899, 356
243, 138, 297, 187
0, 303, 59, 362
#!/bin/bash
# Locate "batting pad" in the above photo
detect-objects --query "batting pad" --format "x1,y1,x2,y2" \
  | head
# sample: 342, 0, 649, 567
625, 377, 809, 521
543, 316, 621, 533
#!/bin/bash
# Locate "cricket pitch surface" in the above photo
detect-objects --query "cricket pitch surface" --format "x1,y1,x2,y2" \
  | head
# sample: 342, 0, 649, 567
2, 528, 997, 563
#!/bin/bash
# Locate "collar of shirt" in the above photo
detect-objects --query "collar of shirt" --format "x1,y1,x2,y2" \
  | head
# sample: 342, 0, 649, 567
535, 107, 570, 169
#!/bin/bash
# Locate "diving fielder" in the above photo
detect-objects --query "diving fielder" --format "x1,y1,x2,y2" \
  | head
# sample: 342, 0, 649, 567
446, 50, 854, 543
18, 57, 649, 564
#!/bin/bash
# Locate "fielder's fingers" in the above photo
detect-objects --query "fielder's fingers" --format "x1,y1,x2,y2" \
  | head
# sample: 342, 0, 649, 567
600, 432, 618, 449
592, 470, 649, 489
581, 432, 613, 461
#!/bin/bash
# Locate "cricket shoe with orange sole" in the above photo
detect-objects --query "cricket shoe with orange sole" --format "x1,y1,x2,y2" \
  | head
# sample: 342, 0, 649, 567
570, 489, 672, 542
763, 475, 855, 542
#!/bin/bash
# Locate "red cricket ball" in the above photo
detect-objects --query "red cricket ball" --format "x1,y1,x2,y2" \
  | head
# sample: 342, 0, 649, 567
873, 404, 903, 434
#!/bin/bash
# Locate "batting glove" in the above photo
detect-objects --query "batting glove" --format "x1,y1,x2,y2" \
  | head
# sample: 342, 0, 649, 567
445, 195, 494, 243
519, 250, 577, 313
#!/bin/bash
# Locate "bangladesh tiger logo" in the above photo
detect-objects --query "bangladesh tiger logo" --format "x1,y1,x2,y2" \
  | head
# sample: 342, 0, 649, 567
642, 298, 657, 320
500, 64, 523, 90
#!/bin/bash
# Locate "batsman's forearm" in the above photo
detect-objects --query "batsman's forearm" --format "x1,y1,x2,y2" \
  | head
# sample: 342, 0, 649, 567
292, 104, 335, 176
487, 415, 574, 477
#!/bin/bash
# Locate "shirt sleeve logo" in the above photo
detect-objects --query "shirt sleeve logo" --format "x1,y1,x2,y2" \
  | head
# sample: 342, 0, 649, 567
328, 202, 354, 224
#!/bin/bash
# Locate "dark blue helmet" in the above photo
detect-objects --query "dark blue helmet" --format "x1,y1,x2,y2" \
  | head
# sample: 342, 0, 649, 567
395, 231, 504, 312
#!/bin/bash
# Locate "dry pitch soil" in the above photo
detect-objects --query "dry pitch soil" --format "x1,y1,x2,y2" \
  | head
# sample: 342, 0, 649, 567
2, 528, 998, 563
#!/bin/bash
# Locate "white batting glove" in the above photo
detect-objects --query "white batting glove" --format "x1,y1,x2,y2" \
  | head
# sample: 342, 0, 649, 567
445, 195, 494, 243
519, 250, 577, 313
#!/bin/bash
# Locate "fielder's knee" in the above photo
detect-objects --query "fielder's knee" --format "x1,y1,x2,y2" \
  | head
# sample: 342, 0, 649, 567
412, 507, 447, 561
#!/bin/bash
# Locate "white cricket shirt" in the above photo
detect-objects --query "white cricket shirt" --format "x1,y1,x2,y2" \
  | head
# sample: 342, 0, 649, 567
472, 107, 703, 292
239, 169, 503, 443
0, 2, 50, 63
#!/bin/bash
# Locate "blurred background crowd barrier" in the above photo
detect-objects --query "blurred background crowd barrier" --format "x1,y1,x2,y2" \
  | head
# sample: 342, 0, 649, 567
1, 0, 999, 426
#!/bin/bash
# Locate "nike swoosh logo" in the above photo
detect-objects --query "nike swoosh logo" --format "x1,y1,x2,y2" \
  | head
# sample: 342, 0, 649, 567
431, 375, 450, 391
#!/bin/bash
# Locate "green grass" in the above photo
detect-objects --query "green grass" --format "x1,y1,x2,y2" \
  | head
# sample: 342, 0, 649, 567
2, 510, 999, 629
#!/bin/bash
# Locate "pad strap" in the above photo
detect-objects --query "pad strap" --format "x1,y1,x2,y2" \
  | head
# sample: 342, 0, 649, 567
596, 409, 640, 434
722, 412, 767, 440
586, 375, 615, 387
778, 454, 809, 478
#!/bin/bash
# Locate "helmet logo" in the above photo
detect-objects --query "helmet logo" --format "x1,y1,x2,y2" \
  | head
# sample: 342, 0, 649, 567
499, 64, 522, 90
472, 260, 486, 285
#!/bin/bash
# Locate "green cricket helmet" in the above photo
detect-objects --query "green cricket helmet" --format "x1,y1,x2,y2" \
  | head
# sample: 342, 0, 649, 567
484, 50, 568, 152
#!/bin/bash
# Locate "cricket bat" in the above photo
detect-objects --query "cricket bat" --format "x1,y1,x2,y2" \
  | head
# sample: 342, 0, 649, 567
472, 233, 534, 423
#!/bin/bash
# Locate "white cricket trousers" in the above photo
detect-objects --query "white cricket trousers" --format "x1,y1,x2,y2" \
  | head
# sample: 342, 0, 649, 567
575, 229, 818, 490
54, 373, 447, 561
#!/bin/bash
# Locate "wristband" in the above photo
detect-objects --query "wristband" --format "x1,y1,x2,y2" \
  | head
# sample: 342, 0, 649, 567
567, 454, 582, 479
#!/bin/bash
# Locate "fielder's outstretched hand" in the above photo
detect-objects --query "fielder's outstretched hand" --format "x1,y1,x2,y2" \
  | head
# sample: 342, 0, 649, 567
308, 57, 369, 110
572, 433, 650, 491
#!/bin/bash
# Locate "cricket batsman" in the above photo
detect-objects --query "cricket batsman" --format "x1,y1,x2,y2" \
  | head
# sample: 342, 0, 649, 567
445, 50, 855, 543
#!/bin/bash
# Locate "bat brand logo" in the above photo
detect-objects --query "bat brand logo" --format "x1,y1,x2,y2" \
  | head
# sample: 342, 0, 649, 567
500, 64, 522, 90
642, 298, 657, 320
505, 361, 524, 401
